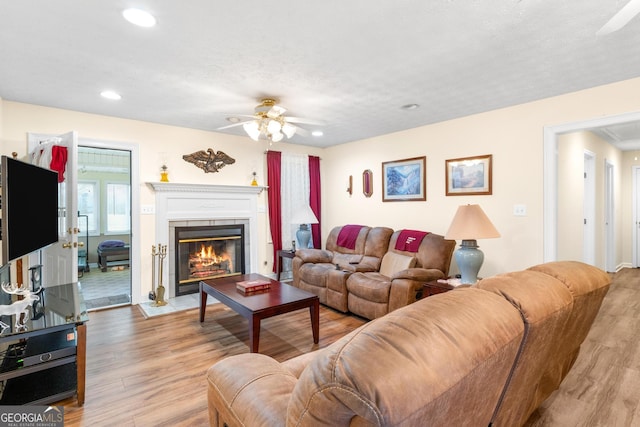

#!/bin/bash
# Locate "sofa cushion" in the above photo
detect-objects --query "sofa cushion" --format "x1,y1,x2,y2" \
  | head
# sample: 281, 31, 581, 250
379, 252, 416, 277
332, 253, 363, 267
347, 272, 391, 303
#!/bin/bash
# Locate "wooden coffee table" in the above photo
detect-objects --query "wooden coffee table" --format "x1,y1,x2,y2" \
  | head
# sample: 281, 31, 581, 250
199, 273, 320, 353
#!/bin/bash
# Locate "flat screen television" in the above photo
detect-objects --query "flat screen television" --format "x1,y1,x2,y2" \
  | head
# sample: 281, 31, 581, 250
1, 155, 59, 265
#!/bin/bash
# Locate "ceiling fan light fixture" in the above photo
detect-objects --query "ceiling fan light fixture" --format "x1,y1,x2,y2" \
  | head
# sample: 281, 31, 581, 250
243, 121, 261, 141
269, 105, 287, 118
271, 131, 284, 142
267, 119, 282, 135
282, 122, 297, 138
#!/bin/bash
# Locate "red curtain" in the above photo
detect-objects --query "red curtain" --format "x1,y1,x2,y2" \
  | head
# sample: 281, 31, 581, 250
267, 151, 282, 272
309, 156, 322, 249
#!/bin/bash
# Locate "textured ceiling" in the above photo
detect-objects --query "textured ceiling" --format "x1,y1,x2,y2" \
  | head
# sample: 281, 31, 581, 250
1, 1, 640, 148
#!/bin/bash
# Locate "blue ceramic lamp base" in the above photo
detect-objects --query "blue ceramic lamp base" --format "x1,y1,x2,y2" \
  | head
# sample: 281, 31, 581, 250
454, 239, 484, 284
296, 224, 312, 249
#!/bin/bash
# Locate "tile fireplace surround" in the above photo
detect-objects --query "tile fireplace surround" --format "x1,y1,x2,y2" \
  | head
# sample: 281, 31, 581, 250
148, 183, 264, 299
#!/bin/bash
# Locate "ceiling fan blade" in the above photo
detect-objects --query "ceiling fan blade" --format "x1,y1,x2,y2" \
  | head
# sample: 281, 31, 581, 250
597, 0, 640, 35
286, 116, 326, 126
294, 126, 310, 137
224, 114, 256, 119
267, 105, 287, 119
216, 121, 252, 130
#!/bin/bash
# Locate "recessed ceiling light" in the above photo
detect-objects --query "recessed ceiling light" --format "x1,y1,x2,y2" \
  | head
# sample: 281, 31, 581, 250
311, 130, 324, 137
401, 103, 420, 110
100, 90, 122, 100
122, 8, 156, 27
226, 117, 242, 123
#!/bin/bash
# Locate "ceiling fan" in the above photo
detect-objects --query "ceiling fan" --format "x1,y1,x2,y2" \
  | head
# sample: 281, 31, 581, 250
596, 0, 640, 35
217, 98, 323, 143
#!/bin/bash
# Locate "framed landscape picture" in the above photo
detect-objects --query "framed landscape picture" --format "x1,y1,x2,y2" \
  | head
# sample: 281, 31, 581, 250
382, 156, 426, 202
445, 154, 492, 196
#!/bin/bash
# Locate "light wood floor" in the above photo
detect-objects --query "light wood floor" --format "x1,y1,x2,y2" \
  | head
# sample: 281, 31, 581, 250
57, 269, 640, 426
524, 267, 640, 427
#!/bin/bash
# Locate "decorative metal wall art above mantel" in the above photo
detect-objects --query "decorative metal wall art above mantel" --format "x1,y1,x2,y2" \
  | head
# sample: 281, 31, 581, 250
182, 148, 235, 173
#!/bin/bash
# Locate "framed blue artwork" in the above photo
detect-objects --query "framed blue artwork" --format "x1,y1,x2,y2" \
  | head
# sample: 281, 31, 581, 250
381, 156, 426, 202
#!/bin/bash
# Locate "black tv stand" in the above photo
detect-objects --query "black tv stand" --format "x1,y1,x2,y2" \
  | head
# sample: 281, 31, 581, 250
0, 282, 88, 405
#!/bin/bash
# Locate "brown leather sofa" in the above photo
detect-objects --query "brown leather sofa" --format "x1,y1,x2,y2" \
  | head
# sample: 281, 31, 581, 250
346, 229, 455, 319
292, 225, 394, 312
206, 261, 610, 427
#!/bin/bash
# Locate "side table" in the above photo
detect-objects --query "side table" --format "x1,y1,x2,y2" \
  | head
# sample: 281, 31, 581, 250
276, 249, 296, 281
420, 279, 456, 299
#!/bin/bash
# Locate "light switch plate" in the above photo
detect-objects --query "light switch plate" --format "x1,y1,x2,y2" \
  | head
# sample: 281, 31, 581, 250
141, 204, 155, 215
513, 204, 527, 216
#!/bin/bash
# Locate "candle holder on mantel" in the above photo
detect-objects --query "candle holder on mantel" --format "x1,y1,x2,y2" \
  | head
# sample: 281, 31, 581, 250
160, 165, 169, 182
251, 171, 258, 186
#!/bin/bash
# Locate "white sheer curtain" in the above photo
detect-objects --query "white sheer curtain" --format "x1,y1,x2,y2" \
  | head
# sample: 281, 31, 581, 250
281, 152, 310, 249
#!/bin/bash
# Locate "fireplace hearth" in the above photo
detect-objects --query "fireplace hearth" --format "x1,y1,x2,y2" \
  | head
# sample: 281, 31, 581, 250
174, 224, 245, 296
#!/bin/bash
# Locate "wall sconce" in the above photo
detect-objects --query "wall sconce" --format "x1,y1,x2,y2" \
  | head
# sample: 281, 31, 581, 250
363, 169, 373, 197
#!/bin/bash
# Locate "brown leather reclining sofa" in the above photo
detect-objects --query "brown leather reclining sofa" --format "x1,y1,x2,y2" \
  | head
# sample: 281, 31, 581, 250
206, 261, 610, 427
292, 225, 394, 313
292, 225, 455, 319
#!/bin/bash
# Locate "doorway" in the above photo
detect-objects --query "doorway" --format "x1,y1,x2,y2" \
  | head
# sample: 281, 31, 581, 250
544, 110, 640, 269
77, 146, 132, 309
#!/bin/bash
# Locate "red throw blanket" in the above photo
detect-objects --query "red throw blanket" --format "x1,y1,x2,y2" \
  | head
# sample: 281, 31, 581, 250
395, 229, 429, 252
336, 225, 365, 249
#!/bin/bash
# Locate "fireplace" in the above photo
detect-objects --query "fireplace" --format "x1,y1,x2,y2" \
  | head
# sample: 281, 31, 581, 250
174, 224, 245, 296
149, 182, 263, 300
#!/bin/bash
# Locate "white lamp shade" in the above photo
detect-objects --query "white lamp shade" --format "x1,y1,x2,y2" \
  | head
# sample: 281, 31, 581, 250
271, 131, 284, 142
243, 121, 261, 141
282, 122, 297, 138
267, 119, 282, 134
291, 205, 319, 225
445, 204, 500, 240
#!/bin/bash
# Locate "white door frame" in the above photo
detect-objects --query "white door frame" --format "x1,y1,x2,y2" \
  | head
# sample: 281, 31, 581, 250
544, 110, 640, 262
25, 133, 141, 303
583, 150, 595, 266
633, 165, 640, 267
80, 138, 141, 304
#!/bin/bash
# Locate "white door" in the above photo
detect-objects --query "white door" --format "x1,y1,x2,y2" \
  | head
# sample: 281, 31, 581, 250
27, 132, 78, 287
604, 161, 615, 272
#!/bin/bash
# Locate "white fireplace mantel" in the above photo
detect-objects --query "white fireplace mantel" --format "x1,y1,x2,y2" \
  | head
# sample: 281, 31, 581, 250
147, 182, 266, 195
147, 182, 265, 298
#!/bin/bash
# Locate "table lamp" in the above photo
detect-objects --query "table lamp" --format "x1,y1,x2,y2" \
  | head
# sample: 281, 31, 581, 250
445, 204, 500, 284
291, 205, 319, 249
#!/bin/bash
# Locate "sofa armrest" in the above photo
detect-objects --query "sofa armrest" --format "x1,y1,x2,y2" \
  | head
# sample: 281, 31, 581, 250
339, 263, 377, 273
282, 350, 321, 378
295, 248, 333, 264
207, 353, 296, 427
391, 267, 445, 282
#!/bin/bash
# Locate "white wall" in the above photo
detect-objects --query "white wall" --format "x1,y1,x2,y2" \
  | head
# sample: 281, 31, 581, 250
0, 101, 323, 300
3, 76, 640, 294
321, 77, 640, 278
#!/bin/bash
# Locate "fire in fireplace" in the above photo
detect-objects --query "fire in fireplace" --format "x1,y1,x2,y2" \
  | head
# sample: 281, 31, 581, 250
174, 224, 245, 296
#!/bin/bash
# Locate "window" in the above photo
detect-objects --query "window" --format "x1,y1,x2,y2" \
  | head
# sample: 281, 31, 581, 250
106, 182, 130, 234
78, 181, 99, 236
